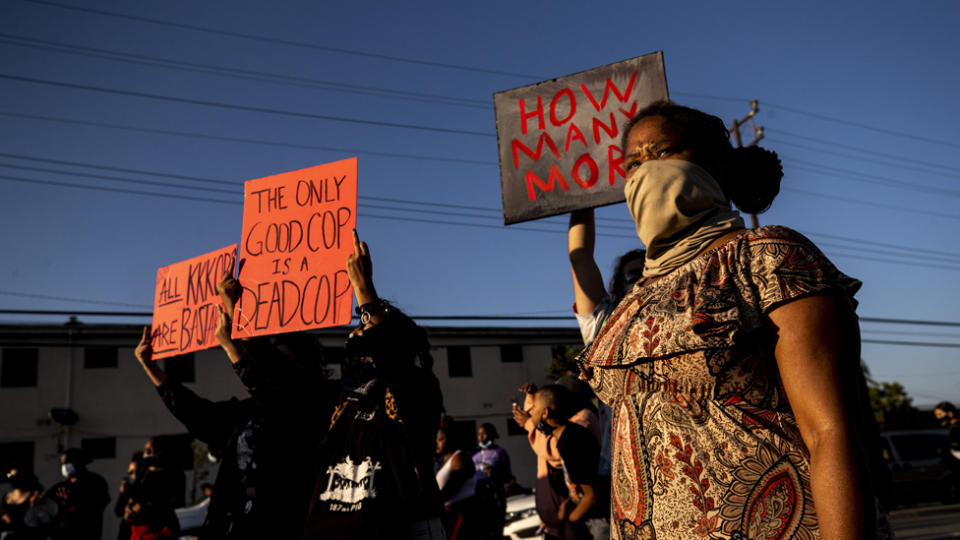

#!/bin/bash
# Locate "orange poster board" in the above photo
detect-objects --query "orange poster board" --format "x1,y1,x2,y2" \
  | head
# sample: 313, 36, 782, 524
233, 158, 357, 338
151, 245, 237, 360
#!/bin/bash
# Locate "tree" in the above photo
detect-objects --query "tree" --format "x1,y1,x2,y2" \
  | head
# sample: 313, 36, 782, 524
862, 360, 917, 428
547, 345, 581, 381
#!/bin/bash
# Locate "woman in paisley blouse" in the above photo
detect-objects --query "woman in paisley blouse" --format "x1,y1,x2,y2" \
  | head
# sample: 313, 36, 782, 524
578, 101, 888, 539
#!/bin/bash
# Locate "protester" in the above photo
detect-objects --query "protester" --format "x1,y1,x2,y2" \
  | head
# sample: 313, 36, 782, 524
47, 448, 110, 540
122, 462, 180, 540
512, 382, 600, 540
214, 230, 446, 539
935, 401, 960, 459
436, 423, 478, 540
139, 438, 185, 509
527, 385, 608, 540
135, 325, 316, 539
577, 100, 890, 538
114, 452, 142, 540
1, 471, 58, 538
470, 423, 511, 540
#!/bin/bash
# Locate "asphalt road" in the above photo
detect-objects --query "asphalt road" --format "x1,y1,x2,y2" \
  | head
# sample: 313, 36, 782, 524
889, 503, 960, 539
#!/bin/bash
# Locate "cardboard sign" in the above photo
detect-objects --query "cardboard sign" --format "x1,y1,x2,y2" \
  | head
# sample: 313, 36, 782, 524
151, 245, 237, 360
233, 158, 357, 338
494, 52, 668, 224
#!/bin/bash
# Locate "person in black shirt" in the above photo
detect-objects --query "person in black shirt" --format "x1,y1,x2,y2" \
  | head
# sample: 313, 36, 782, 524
213, 230, 446, 539
527, 385, 609, 540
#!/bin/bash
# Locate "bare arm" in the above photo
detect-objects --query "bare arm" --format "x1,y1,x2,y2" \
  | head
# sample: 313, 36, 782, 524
566, 483, 596, 523
134, 326, 166, 387
347, 229, 385, 328
769, 295, 874, 540
568, 208, 606, 315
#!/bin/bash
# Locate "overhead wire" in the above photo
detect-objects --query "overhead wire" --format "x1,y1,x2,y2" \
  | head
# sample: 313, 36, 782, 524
0, 34, 491, 110
18, 0, 540, 79
0, 73, 495, 137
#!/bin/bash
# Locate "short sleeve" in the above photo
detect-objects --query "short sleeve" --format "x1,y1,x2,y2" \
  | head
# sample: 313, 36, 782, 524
744, 226, 862, 314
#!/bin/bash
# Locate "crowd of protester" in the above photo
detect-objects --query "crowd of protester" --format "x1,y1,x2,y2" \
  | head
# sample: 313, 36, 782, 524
5, 101, 917, 538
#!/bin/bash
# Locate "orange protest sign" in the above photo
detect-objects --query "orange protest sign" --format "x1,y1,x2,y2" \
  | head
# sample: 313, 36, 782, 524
233, 158, 357, 338
151, 245, 237, 360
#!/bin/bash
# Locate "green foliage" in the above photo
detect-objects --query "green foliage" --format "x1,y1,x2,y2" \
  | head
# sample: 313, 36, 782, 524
547, 345, 582, 381
868, 380, 914, 414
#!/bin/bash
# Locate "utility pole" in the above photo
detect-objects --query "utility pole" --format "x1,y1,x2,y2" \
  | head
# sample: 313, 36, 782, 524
729, 100, 765, 228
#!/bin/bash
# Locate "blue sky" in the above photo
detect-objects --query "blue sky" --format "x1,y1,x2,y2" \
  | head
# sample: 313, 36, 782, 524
1, 0, 958, 405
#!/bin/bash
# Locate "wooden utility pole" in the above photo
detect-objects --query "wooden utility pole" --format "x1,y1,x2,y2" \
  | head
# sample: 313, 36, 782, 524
729, 100, 765, 228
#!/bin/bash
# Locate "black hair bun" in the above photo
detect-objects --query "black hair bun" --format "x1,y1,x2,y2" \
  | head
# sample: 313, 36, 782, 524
727, 146, 782, 214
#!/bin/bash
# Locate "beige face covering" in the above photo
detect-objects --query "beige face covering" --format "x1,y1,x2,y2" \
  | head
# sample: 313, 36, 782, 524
624, 159, 745, 277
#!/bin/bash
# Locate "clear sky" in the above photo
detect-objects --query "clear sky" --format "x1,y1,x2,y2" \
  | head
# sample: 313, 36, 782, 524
1, 0, 958, 405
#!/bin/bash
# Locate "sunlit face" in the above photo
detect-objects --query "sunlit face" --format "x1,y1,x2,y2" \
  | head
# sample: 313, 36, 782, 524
127, 462, 137, 479
935, 408, 950, 420
436, 429, 449, 455
623, 117, 697, 174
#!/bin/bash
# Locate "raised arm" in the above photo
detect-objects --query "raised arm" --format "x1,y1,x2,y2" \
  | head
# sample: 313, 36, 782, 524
134, 326, 240, 447
568, 208, 606, 316
769, 294, 875, 540
347, 229, 385, 327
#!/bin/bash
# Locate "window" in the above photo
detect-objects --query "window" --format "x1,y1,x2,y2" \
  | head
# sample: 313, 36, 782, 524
164, 353, 195, 383
84, 347, 118, 368
81, 437, 116, 460
447, 346, 472, 378
499, 344, 523, 363
0, 441, 35, 481
1, 348, 38, 388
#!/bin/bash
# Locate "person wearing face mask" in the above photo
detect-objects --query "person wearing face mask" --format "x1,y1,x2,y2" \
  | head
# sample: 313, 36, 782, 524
934, 402, 960, 459
577, 101, 890, 539
47, 448, 110, 540
470, 423, 512, 540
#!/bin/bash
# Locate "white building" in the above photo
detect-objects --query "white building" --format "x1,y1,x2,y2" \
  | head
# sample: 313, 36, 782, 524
0, 319, 582, 538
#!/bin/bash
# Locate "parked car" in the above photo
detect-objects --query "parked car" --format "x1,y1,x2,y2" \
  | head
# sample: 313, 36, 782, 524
503, 493, 542, 540
880, 429, 959, 505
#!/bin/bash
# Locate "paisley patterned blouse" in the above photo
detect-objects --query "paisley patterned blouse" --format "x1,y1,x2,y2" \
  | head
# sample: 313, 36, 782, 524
579, 226, 867, 540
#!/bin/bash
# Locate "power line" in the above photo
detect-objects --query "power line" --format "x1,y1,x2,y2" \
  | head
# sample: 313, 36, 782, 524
0, 34, 491, 111
0, 111, 497, 166
860, 317, 960, 328
19, 0, 538, 79
783, 185, 960, 222
0, 290, 151, 308
7, 169, 960, 269
762, 101, 960, 150
0, 73, 495, 137
767, 129, 960, 174
774, 143, 960, 186
17, 1, 960, 151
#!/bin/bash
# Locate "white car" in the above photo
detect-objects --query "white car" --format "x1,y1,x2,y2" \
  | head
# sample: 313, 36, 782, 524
503, 493, 542, 540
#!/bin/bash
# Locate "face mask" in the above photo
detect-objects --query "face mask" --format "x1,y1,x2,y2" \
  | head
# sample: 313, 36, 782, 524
342, 333, 378, 390
207, 452, 218, 463
478, 440, 493, 448
61, 463, 76, 478
624, 160, 744, 277
535, 421, 553, 436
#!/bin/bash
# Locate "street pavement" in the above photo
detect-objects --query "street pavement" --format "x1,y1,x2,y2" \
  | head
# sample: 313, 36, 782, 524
889, 503, 960, 539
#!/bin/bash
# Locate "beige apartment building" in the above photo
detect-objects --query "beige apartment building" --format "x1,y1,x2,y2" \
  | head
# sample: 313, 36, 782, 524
0, 319, 581, 538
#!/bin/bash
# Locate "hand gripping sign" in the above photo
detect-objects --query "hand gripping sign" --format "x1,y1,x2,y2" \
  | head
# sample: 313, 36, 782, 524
233, 158, 358, 339
151, 245, 238, 360
494, 52, 668, 224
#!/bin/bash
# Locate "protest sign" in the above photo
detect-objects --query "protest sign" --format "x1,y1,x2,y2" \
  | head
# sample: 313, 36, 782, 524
233, 158, 357, 338
494, 52, 668, 224
151, 245, 237, 360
